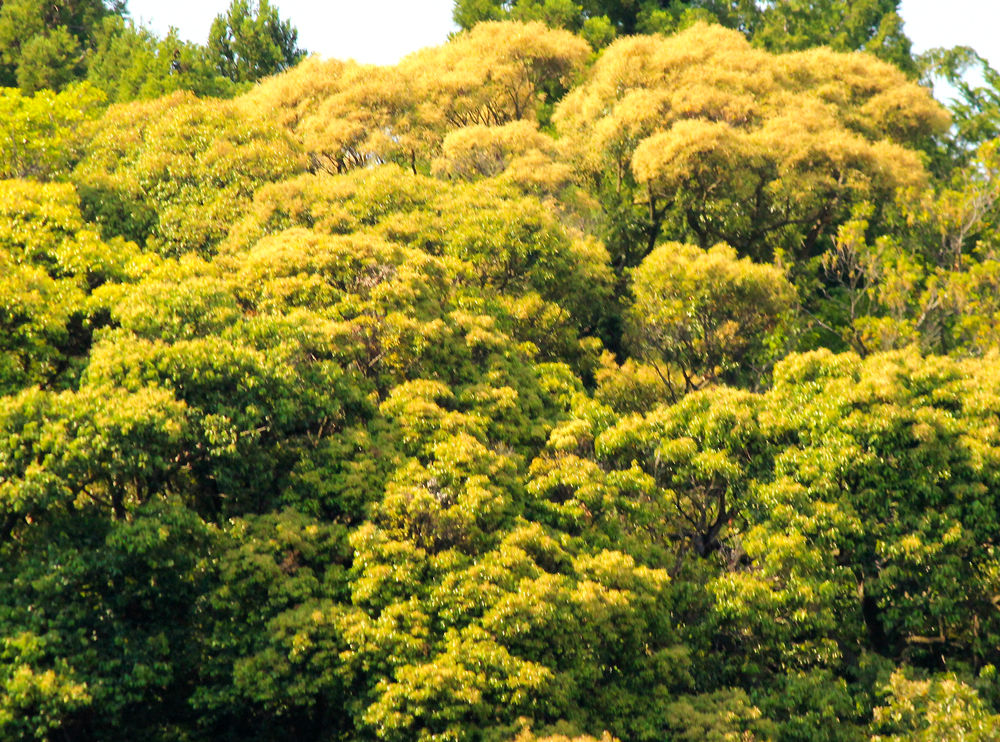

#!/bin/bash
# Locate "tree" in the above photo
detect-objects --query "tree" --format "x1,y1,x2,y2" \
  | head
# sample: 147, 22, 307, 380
552, 22, 945, 301
239, 21, 589, 176
0, 179, 149, 396
872, 670, 1000, 741
749, 0, 914, 72
716, 350, 1000, 682
575, 348, 1000, 737
432, 120, 575, 198
73, 91, 307, 255
626, 242, 796, 396
814, 142, 1000, 358
87, 17, 236, 102
226, 165, 612, 366
920, 46, 1000, 158
208, 0, 305, 84
7, 9, 1000, 740
0, 0, 125, 91
453, 0, 673, 47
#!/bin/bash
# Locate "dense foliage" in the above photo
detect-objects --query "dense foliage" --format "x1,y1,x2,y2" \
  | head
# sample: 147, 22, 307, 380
5, 5, 1000, 741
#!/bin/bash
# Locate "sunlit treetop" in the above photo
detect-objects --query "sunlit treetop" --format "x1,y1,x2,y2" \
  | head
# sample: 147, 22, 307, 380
398, 20, 590, 128
73, 90, 306, 255
240, 21, 590, 175
554, 22, 947, 263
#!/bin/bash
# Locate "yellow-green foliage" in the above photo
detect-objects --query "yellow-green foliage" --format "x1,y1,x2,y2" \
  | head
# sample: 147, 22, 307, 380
226, 165, 611, 364
626, 242, 796, 394
433, 120, 574, 198
74, 90, 306, 255
0, 179, 149, 393
239, 21, 589, 175
238, 57, 416, 173
3, 14, 1000, 742
0, 83, 105, 180
555, 23, 947, 260
872, 669, 1000, 741
398, 20, 589, 131
0, 633, 90, 741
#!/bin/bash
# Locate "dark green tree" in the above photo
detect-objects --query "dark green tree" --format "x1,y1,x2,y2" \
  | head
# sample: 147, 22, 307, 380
87, 16, 236, 102
747, 0, 914, 72
0, 0, 125, 91
453, 0, 684, 46
207, 0, 305, 84
454, 0, 914, 63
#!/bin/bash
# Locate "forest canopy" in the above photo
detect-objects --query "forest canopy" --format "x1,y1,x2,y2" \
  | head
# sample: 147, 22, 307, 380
5, 3, 1000, 741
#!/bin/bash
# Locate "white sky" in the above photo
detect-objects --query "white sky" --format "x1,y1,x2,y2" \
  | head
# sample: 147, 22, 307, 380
125, 0, 1000, 68
898, 0, 1000, 65
125, 0, 458, 65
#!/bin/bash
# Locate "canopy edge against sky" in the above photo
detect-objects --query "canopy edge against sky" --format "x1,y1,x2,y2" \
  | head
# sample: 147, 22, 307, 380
125, 0, 1000, 71
126, 0, 458, 66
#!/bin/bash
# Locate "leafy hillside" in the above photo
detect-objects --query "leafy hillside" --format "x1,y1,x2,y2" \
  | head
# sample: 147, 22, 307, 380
4, 9, 1000, 742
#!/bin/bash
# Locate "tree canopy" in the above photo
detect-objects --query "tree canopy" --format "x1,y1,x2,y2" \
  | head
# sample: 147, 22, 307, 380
4, 8, 1000, 742
208, 0, 304, 84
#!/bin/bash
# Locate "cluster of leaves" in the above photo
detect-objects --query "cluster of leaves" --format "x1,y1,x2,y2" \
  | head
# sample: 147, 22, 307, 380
5, 10, 1000, 742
